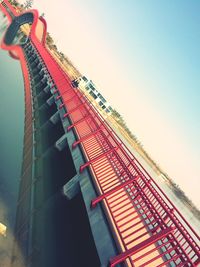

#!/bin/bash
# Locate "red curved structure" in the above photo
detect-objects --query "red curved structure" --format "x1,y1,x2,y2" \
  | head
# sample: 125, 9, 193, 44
1, 2, 47, 56
0, 1, 199, 267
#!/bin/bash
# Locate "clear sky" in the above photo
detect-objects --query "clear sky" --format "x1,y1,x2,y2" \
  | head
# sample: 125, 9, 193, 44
20, 0, 200, 208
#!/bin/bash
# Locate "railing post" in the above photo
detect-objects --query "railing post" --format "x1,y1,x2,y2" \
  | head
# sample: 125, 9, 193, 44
67, 114, 92, 131
80, 147, 118, 173
72, 127, 103, 148
109, 227, 175, 267
63, 102, 85, 118
91, 175, 139, 208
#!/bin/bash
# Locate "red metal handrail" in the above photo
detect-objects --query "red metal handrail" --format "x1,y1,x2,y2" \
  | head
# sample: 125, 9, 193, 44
4, 10, 195, 263
28, 36, 200, 266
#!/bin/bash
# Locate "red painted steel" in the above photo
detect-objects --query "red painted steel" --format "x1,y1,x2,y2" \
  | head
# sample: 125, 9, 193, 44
91, 175, 139, 208
32, 41, 200, 266
109, 227, 175, 266
67, 114, 92, 131
72, 127, 103, 148
1, 1, 200, 266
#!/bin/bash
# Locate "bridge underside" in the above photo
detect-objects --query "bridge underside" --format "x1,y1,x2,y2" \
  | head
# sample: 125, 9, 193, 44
12, 40, 111, 267
4, 12, 34, 45
10, 36, 122, 267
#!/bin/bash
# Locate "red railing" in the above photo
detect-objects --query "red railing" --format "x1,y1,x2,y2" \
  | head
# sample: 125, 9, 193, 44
28, 36, 200, 266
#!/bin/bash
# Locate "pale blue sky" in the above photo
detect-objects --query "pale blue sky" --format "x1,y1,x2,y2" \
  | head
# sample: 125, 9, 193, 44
25, 0, 200, 207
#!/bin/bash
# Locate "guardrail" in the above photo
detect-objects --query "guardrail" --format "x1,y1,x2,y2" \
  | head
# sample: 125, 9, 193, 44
25, 36, 200, 266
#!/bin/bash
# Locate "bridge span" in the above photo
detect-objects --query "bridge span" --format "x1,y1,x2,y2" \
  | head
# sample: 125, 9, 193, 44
0, 1, 199, 267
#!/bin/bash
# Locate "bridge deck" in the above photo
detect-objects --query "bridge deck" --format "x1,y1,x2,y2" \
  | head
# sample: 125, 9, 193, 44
61, 91, 200, 267
27, 35, 200, 267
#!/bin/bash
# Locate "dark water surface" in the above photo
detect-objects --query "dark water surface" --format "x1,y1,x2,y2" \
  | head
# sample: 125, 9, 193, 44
0, 13, 24, 230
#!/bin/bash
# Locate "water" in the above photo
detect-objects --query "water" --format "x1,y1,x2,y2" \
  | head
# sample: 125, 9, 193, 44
0, 11, 24, 265
0, 9, 24, 237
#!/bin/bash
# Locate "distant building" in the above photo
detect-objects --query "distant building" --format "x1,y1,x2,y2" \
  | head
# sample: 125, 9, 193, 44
73, 76, 113, 114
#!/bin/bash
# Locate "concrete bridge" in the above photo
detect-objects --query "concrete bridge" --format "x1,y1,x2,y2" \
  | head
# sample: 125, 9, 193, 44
0, 1, 199, 267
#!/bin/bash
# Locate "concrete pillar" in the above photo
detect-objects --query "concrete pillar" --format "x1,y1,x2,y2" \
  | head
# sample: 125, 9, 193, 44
34, 89, 46, 99
62, 116, 71, 128
63, 174, 80, 200
41, 76, 47, 84
49, 111, 60, 125
34, 81, 44, 91
46, 96, 55, 107
38, 102, 49, 112
39, 68, 46, 76
54, 133, 68, 151
37, 62, 43, 70
29, 54, 36, 61
33, 84, 50, 98
43, 84, 51, 93
31, 58, 39, 67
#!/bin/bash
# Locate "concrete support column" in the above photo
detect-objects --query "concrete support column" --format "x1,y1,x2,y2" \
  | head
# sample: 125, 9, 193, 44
55, 133, 68, 151
63, 174, 80, 200
43, 84, 50, 93
46, 95, 55, 107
